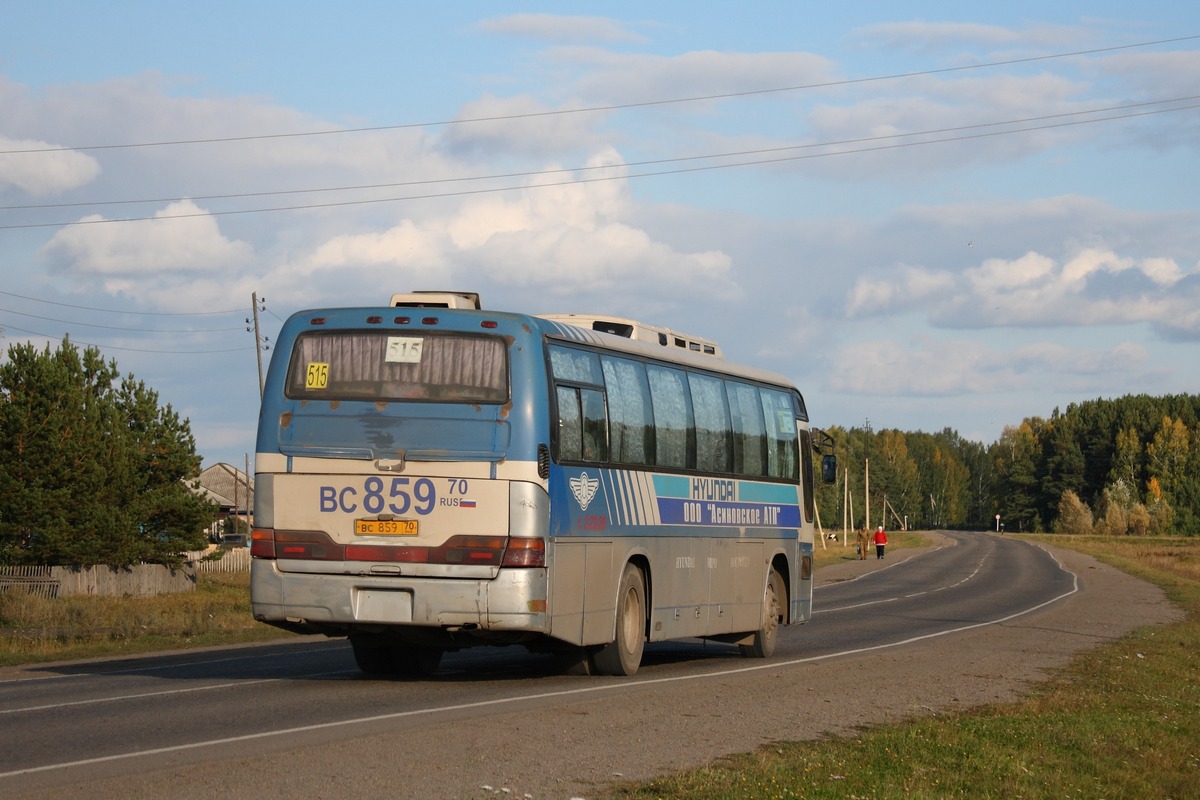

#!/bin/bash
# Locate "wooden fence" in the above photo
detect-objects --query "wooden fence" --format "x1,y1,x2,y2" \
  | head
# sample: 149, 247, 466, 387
0, 548, 251, 599
186, 547, 251, 574
0, 563, 196, 598
0, 566, 60, 598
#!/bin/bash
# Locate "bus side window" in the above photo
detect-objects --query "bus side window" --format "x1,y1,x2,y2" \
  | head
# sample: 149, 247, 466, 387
600, 355, 654, 466
760, 388, 799, 480
728, 382, 767, 477
799, 429, 815, 522
689, 373, 731, 473
647, 365, 693, 469
556, 386, 583, 461
581, 388, 609, 462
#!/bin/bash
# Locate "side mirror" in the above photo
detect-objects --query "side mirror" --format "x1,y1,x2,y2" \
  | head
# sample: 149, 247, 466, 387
821, 454, 837, 484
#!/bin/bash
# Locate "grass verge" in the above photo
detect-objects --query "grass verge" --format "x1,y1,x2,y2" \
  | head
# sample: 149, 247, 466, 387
813, 528, 925, 566
609, 535, 1200, 799
0, 571, 293, 666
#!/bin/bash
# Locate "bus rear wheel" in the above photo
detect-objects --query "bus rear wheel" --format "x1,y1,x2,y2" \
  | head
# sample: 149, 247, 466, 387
740, 567, 784, 659
350, 635, 443, 677
593, 563, 646, 676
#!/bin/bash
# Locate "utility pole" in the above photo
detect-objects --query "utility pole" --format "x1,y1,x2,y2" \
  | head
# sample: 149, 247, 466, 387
842, 466, 849, 538
245, 452, 252, 531
864, 457, 870, 532
249, 292, 265, 397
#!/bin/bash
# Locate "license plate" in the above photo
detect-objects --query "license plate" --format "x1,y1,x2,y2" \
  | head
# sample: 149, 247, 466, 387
355, 519, 418, 536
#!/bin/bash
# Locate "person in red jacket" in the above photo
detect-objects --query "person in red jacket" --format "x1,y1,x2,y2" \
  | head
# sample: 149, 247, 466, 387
873, 525, 888, 559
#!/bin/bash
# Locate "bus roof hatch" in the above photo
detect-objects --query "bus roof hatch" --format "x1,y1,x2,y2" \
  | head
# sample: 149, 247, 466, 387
389, 291, 481, 309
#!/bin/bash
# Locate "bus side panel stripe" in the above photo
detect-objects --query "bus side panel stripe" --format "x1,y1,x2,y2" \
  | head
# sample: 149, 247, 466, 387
623, 471, 642, 526
638, 472, 661, 525
602, 473, 623, 526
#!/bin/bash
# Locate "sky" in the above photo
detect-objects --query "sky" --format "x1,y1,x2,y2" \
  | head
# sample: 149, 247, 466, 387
2, 2, 1199, 470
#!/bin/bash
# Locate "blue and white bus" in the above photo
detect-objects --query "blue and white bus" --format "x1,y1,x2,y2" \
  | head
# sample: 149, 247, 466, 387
250, 293, 835, 676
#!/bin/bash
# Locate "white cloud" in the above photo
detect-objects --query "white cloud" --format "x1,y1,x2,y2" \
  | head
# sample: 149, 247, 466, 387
0, 135, 101, 195
283, 148, 734, 305
829, 336, 1156, 397
846, 265, 955, 316
564, 48, 836, 108
440, 93, 605, 158
966, 251, 1059, 293
855, 21, 1091, 53
846, 246, 1200, 339
40, 199, 254, 278
478, 13, 647, 44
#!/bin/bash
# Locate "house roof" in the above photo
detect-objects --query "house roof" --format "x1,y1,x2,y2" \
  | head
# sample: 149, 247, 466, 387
193, 463, 254, 511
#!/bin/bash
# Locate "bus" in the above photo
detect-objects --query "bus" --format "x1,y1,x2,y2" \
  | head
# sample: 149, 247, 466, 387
250, 295, 835, 676
539, 313, 723, 358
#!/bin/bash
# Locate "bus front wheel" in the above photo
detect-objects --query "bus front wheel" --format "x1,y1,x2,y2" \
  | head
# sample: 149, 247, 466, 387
740, 567, 784, 659
593, 563, 646, 676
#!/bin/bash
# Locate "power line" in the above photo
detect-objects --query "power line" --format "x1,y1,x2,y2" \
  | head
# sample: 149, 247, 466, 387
0, 323, 252, 354
1, 34, 1196, 156
2, 98, 1196, 231
2, 94, 1195, 214
0, 305, 244, 333
0, 290, 276, 356
0, 289, 244, 316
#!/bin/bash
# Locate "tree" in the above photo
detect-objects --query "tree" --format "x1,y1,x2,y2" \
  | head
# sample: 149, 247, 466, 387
1040, 412, 1085, 523
1147, 416, 1196, 534
991, 421, 1044, 532
1109, 426, 1143, 500
1054, 490, 1093, 535
873, 429, 919, 529
814, 394, 1198, 536
0, 338, 215, 566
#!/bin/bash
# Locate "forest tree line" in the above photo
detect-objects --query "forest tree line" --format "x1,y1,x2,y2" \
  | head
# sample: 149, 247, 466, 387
814, 394, 1200, 536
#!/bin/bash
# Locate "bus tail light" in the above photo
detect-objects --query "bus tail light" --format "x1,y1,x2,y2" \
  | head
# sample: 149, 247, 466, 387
250, 529, 276, 559
502, 537, 546, 568
254, 530, 346, 560
251, 531, 541, 568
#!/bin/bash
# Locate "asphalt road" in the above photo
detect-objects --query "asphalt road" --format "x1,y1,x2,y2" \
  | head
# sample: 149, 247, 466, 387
0, 531, 1180, 799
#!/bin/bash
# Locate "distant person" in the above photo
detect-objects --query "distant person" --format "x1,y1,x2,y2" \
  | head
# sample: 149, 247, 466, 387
873, 526, 888, 559
856, 527, 869, 560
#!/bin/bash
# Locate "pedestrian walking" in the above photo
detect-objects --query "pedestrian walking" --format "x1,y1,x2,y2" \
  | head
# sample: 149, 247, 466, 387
856, 527, 869, 560
873, 526, 888, 559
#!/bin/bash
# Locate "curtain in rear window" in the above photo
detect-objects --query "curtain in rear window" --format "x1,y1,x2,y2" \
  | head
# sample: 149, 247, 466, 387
286, 331, 507, 403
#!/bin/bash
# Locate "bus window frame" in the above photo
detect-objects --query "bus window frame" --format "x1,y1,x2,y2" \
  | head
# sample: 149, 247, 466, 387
283, 328, 511, 405
547, 340, 803, 485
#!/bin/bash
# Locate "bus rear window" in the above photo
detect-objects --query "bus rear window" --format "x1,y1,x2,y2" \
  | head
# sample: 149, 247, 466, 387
285, 331, 508, 403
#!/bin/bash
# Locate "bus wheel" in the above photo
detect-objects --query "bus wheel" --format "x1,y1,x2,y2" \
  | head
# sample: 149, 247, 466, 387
392, 645, 443, 676
593, 563, 646, 676
350, 635, 394, 675
549, 646, 594, 675
740, 567, 784, 659
350, 636, 442, 677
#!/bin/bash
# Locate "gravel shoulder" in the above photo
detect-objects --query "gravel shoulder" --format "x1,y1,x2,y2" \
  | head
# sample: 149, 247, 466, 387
12, 534, 1184, 800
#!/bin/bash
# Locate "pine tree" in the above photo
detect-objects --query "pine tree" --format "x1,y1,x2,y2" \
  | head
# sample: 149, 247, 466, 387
0, 338, 214, 566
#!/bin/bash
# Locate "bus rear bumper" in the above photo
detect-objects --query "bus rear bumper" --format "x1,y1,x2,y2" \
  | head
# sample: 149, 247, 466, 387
250, 559, 549, 639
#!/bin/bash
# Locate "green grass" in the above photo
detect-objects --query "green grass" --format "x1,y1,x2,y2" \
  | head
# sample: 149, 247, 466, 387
0, 571, 293, 666
610, 535, 1200, 799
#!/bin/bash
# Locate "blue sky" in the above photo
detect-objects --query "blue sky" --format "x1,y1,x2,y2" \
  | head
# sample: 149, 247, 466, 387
2, 3, 1199, 469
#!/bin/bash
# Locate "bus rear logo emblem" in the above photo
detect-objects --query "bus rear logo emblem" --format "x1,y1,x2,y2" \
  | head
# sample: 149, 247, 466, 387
570, 472, 599, 511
